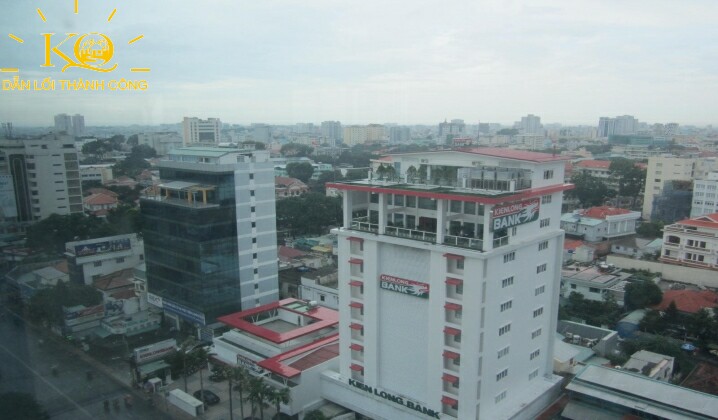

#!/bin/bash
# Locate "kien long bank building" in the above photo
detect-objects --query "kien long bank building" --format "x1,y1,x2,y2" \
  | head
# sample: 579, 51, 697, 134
320, 148, 572, 419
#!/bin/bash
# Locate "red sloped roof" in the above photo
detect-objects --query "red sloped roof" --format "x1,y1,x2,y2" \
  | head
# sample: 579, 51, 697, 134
92, 268, 135, 291
580, 206, 632, 219
278, 245, 307, 259
83, 193, 118, 206
655, 290, 718, 314
275, 176, 308, 188
110, 289, 137, 300
675, 213, 718, 229
576, 160, 611, 169
563, 239, 586, 250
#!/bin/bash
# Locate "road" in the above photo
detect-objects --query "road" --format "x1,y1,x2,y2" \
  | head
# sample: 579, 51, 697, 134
0, 309, 168, 419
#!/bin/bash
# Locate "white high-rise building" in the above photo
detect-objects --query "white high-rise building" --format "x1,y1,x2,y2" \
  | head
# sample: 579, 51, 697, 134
321, 148, 570, 419
71, 114, 85, 137
692, 172, 718, 217
643, 156, 696, 220
0, 133, 83, 223
343, 125, 368, 146
182, 117, 222, 145
321, 121, 343, 142
518, 114, 543, 135
54, 113, 73, 134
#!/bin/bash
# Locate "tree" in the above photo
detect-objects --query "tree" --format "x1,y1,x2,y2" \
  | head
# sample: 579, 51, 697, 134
609, 158, 646, 209
27, 282, 102, 326
276, 194, 342, 235
686, 308, 717, 345
405, 165, 418, 183
189, 346, 212, 404
637, 221, 664, 239
245, 376, 270, 419
131, 144, 157, 159
81, 140, 112, 160
26, 213, 115, 254
280, 143, 313, 157
624, 279, 663, 310
639, 310, 666, 334
242, 141, 266, 150
665, 300, 679, 322
266, 386, 291, 419
567, 173, 615, 208
561, 292, 623, 327
127, 134, 139, 146
106, 205, 143, 234
0, 392, 49, 420
496, 128, 518, 136
225, 366, 250, 420
286, 162, 315, 183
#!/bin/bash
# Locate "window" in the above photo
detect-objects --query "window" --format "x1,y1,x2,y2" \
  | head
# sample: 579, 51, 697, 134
406, 196, 416, 207
320, 295, 325, 301
495, 390, 507, 404
253, 253, 257, 259
116, 257, 125, 263
370, 193, 379, 203
499, 323, 511, 336
501, 276, 514, 288
530, 349, 541, 360
589, 287, 600, 293
541, 194, 552, 204
500, 300, 512, 312
570, 283, 576, 289
535, 285, 545, 296
538, 240, 548, 251
455, 283, 463, 295
93, 261, 102, 267
529, 369, 539, 380
533, 307, 544, 318
540, 218, 550, 228
253, 268, 258, 274
543, 169, 554, 179
532, 328, 542, 339
503, 252, 515, 263
536, 263, 547, 273
496, 368, 508, 381
251, 206, 256, 213
251, 222, 256, 228
456, 259, 464, 270
249, 173, 254, 180
250, 190, 255, 196
254, 283, 259, 289
252, 238, 257, 244
497, 346, 509, 359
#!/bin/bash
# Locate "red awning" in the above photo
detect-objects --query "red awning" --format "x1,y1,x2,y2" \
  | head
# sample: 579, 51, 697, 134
348, 258, 363, 264
444, 303, 462, 311
349, 344, 364, 351
349, 323, 363, 330
350, 364, 364, 372
441, 396, 458, 406
445, 277, 463, 285
349, 302, 364, 309
442, 350, 460, 359
349, 280, 363, 287
442, 373, 459, 384
347, 237, 364, 243
443, 253, 464, 260
444, 327, 461, 336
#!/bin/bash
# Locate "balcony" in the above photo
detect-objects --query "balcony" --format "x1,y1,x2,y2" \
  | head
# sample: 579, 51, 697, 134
350, 216, 378, 233
443, 235, 483, 251
385, 225, 436, 243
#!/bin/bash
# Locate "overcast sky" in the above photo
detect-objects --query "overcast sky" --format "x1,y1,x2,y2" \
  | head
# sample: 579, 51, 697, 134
1, 0, 716, 127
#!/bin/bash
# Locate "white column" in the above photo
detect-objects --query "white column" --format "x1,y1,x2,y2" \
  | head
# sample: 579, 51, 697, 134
378, 193, 387, 235
436, 199, 446, 244
483, 205, 493, 251
343, 191, 353, 228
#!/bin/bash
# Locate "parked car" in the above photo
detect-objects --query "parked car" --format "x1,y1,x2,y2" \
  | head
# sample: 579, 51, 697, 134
193, 390, 220, 405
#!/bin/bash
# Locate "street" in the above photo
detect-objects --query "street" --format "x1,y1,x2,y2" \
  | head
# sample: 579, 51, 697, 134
0, 309, 168, 419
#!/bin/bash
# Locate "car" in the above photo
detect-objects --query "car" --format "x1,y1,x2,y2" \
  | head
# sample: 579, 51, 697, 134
193, 390, 220, 405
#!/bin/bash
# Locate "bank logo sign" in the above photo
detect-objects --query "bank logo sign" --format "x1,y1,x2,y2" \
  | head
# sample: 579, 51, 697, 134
491, 197, 540, 231
379, 274, 429, 299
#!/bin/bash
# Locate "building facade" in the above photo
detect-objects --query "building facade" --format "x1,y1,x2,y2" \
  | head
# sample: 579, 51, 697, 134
643, 156, 696, 220
321, 148, 570, 419
661, 212, 718, 270
182, 117, 222, 145
691, 172, 718, 217
141, 147, 279, 333
0, 134, 83, 224
65, 233, 144, 285
321, 121, 343, 142
138, 132, 184, 155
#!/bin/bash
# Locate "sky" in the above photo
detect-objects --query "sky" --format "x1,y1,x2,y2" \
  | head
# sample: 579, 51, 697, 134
0, 0, 717, 127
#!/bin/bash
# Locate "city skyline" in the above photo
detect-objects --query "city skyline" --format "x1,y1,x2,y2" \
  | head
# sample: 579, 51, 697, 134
1, 0, 717, 126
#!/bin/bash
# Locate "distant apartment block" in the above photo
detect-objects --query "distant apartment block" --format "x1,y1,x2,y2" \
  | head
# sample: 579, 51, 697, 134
138, 132, 184, 155
0, 133, 83, 223
321, 121, 343, 142
597, 115, 639, 138
692, 172, 718, 217
643, 156, 696, 220
661, 212, 718, 270
517, 114, 543, 135
438, 119, 465, 143
182, 117, 222, 145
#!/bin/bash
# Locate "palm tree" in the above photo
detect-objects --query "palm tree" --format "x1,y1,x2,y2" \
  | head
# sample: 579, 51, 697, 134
177, 337, 200, 392
375, 165, 387, 180
266, 386, 291, 419
245, 376, 269, 419
190, 346, 212, 405
228, 366, 250, 420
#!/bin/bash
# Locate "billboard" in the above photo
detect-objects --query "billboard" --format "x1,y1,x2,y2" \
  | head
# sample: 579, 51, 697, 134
72, 237, 132, 257
491, 198, 540, 231
163, 299, 206, 326
379, 274, 429, 299
133, 338, 177, 364
63, 304, 105, 327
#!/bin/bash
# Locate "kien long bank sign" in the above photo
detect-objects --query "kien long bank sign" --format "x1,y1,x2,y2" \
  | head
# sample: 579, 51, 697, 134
348, 379, 440, 419
491, 197, 540, 231
379, 274, 429, 299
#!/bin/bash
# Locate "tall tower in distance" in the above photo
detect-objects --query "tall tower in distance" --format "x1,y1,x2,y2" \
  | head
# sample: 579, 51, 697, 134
182, 117, 222, 145
71, 114, 85, 137
321, 148, 571, 419
54, 113, 73, 134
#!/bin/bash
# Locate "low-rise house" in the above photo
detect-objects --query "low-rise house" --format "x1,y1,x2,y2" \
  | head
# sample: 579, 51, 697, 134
275, 176, 310, 198
623, 350, 674, 382
611, 236, 663, 258
661, 212, 718, 270
654, 289, 718, 314
299, 266, 339, 310
561, 206, 641, 242
561, 264, 632, 302
5, 260, 69, 300
65, 234, 144, 285
83, 192, 118, 217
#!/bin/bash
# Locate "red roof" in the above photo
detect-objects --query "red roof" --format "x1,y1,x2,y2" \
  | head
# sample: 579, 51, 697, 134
278, 245, 307, 260
655, 290, 718, 314
217, 298, 339, 343
441, 396, 458, 406
563, 239, 586, 250
457, 147, 569, 162
580, 206, 632, 219
92, 269, 135, 291
110, 289, 137, 300
445, 277, 462, 285
87, 188, 119, 198
674, 213, 718, 229
376, 156, 393, 162
84, 193, 118, 206
348, 280, 363, 287
256, 335, 339, 378
275, 176, 308, 188
444, 302, 462, 310
442, 373, 459, 384
576, 160, 611, 169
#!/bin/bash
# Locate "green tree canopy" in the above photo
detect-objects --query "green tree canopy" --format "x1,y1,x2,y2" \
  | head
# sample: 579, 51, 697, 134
26, 213, 116, 254
560, 292, 623, 327
624, 279, 663, 310
637, 221, 664, 239
276, 194, 342, 235
27, 281, 102, 326
567, 173, 615, 208
0, 392, 49, 420
286, 162, 315, 183
609, 158, 646, 208
280, 143, 314, 157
